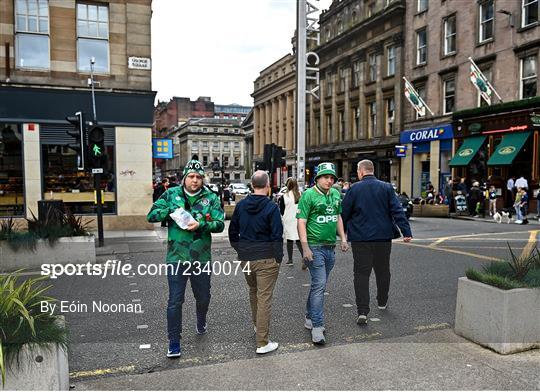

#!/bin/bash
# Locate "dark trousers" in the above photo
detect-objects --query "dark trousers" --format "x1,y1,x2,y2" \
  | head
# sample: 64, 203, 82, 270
286, 240, 303, 261
351, 241, 392, 315
167, 263, 211, 342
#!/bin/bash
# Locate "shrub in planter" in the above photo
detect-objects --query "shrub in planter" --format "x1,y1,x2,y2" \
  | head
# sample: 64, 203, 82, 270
0, 272, 68, 387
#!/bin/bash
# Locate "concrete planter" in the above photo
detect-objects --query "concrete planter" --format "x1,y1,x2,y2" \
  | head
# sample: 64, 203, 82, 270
413, 204, 449, 217
454, 277, 540, 354
0, 236, 95, 272
1, 343, 69, 391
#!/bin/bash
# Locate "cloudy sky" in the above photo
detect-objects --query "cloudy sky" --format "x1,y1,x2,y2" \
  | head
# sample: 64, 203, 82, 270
151, 0, 332, 106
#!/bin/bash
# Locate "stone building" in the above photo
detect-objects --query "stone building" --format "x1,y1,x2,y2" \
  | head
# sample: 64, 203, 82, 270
177, 118, 246, 184
400, 0, 540, 200
0, 0, 155, 229
252, 53, 296, 183
305, 0, 405, 185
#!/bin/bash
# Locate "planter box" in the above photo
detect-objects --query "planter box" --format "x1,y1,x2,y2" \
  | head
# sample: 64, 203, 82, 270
454, 277, 540, 354
0, 236, 95, 272
412, 204, 449, 217
224, 204, 236, 220
1, 343, 69, 391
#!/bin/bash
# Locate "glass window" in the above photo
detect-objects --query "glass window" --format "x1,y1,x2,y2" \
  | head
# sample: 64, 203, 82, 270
443, 78, 455, 114
368, 101, 377, 136
15, 0, 50, 69
368, 53, 377, 82
522, 0, 538, 27
42, 144, 116, 214
339, 111, 345, 140
416, 28, 427, 65
202, 155, 208, 166
339, 68, 346, 92
191, 141, 198, 150
223, 156, 229, 167
0, 124, 25, 216
387, 46, 396, 76
77, 3, 109, 73
326, 113, 332, 142
234, 156, 240, 167
417, 0, 428, 13
479, 1, 494, 43
203, 141, 208, 149
326, 71, 333, 96
521, 55, 537, 98
385, 97, 395, 135
223, 142, 230, 150
213, 141, 219, 150
352, 61, 361, 88
354, 107, 362, 139
444, 15, 456, 55
234, 141, 240, 150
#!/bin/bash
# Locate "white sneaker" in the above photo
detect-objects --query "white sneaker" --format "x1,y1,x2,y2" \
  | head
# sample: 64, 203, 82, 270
311, 327, 325, 345
515, 220, 523, 224
256, 341, 279, 354
304, 317, 313, 330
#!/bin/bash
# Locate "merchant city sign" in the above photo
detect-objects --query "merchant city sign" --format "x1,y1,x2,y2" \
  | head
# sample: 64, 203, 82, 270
400, 124, 454, 144
305, 0, 320, 100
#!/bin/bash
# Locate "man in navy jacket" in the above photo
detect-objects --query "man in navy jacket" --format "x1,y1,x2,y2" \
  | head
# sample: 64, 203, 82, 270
341, 160, 412, 325
229, 170, 283, 355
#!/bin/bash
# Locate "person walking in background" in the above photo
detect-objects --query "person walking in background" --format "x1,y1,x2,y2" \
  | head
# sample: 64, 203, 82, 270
278, 178, 304, 267
507, 176, 516, 209
515, 174, 529, 190
514, 187, 527, 224
488, 185, 498, 216
147, 159, 225, 358
468, 181, 483, 217
535, 186, 540, 219
297, 162, 348, 345
341, 160, 412, 326
229, 171, 283, 354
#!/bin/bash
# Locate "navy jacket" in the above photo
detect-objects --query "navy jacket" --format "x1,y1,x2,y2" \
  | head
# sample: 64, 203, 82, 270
341, 175, 412, 242
228, 195, 284, 262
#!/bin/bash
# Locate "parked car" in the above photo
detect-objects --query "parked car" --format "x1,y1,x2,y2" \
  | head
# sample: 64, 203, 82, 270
229, 183, 250, 201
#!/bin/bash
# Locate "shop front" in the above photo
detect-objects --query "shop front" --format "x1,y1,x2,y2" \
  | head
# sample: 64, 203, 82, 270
399, 124, 454, 198
451, 98, 540, 209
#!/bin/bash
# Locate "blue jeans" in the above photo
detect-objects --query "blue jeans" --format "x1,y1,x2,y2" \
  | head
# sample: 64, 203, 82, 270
167, 263, 211, 342
305, 245, 335, 328
515, 204, 523, 221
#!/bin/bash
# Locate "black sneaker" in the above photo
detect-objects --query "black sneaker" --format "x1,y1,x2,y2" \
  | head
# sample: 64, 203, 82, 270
377, 300, 388, 310
356, 314, 368, 325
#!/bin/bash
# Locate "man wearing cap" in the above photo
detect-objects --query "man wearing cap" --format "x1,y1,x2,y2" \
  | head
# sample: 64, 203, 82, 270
147, 159, 225, 358
297, 162, 348, 345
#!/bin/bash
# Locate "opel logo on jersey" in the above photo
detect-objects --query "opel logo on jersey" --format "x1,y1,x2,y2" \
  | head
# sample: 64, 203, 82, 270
316, 215, 338, 223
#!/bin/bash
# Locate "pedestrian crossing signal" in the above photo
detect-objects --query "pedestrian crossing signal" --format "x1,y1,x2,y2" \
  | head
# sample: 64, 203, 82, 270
87, 126, 106, 169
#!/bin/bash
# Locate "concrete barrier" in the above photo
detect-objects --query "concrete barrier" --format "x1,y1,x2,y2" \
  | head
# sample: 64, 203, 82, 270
454, 277, 540, 354
0, 236, 96, 272
412, 204, 449, 217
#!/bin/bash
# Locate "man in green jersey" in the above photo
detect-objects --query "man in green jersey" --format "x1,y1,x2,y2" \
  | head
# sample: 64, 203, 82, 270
147, 159, 224, 358
297, 162, 348, 345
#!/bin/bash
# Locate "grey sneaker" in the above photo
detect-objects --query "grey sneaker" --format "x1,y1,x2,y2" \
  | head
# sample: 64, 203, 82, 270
357, 314, 368, 325
311, 326, 325, 345
304, 317, 313, 330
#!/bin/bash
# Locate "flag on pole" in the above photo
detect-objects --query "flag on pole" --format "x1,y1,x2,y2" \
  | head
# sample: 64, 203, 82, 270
469, 58, 492, 105
403, 77, 432, 117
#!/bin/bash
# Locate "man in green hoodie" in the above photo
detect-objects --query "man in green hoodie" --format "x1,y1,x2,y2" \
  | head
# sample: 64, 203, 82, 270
147, 159, 224, 358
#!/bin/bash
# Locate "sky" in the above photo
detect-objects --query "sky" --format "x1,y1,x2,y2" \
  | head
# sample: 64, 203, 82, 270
151, 0, 332, 106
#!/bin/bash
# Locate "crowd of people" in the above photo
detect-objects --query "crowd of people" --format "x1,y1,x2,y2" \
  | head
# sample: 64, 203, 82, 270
147, 158, 412, 358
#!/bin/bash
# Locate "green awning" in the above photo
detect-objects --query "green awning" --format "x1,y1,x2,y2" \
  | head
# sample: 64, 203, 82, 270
487, 132, 531, 166
449, 135, 486, 166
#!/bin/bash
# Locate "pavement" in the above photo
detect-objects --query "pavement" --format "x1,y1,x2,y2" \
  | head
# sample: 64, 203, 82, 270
451, 212, 540, 226
74, 329, 540, 390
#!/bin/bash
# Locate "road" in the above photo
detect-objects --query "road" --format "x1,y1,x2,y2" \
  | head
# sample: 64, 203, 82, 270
44, 217, 538, 383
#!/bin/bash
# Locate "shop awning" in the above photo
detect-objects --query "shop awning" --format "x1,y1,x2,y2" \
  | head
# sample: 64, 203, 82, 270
487, 132, 531, 166
449, 135, 486, 166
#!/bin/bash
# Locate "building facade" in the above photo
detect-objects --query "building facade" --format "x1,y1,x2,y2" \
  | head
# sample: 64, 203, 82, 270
400, 0, 540, 199
0, 0, 155, 229
305, 0, 405, 185
177, 118, 246, 184
252, 53, 296, 184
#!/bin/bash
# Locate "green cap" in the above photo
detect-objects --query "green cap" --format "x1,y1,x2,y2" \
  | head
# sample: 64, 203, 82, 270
315, 162, 337, 180
183, 159, 205, 178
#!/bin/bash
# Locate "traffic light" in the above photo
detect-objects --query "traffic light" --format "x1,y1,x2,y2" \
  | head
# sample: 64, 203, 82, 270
263, 143, 274, 171
66, 112, 86, 170
87, 125, 106, 169
273, 145, 286, 170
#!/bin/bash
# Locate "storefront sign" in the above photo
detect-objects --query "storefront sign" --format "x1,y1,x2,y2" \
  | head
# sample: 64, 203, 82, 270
395, 145, 407, 157
128, 57, 151, 70
458, 148, 474, 157
531, 115, 540, 126
400, 124, 453, 144
152, 139, 173, 159
482, 125, 528, 134
468, 123, 482, 133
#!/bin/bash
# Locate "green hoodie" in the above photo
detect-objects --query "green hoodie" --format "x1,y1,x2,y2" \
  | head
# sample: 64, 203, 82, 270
147, 185, 225, 264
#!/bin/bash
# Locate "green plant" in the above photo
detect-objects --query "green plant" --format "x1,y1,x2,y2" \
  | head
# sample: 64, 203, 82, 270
0, 272, 68, 386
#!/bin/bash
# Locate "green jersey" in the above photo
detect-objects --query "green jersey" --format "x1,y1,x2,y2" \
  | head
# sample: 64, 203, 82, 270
297, 185, 342, 245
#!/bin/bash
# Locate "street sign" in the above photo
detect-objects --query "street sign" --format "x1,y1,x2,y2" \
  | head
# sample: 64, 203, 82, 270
92, 168, 104, 174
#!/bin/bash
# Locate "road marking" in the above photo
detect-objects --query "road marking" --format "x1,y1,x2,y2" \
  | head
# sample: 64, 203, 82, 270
139, 344, 151, 349
132, 299, 141, 303
129, 282, 137, 286
70, 365, 135, 379
397, 242, 501, 261
419, 230, 534, 242
342, 304, 353, 308
370, 318, 380, 322
287, 276, 294, 279
345, 332, 382, 342
302, 284, 310, 287
414, 322, 450, 332
137, 325, 148, 329
520, 230, 538, 259
130, 289, 139, 293
429, 236, 450, 247
439, 245, 524, 250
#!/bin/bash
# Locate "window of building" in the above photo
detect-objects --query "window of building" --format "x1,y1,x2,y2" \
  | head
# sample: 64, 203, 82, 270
224, 128, 229, 133
339, 68, 346, 92
416, 28, 427, 65
443, 78, 455, 114
234, 141, 240, 150
223, 156, 229, 167
479, 1, 494, 43
444, 15, 456, 55
337, 19, 344, 34
0, 124, 25, 216
366, 1, 375, 17
213, 141, 219, 150
522, 0, 538, 27
203, 141, 209, 149
326, 71, 333, 96
77, 3, 109, 73
354, 107, 361, 139
521, 55, 537, 98
223, 141, 230, 150
213, 128, 218, 132
368, 101, 377, 137
387, 46, 396, 76
352, 10, 357, 22
339, 111, 345, 140
368, 53, 377, 82
202, 128, 208, 132
326, 113, 332, 142
191, 141, 198, 150
202, 155, 208, 166
352, 61, 361, 88
417, 0, 428, 13
234, 156, 240, 167
385, 97, 395, 135
15, 0, 50, 69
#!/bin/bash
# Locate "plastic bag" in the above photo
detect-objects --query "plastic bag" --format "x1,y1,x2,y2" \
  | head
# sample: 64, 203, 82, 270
170, 207, 197, 229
